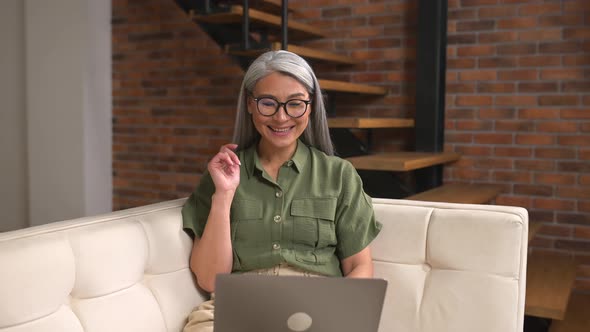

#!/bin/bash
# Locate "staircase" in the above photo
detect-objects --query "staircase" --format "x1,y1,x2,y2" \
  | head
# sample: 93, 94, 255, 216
172, 1, 585, 331
173, 0, 478, 202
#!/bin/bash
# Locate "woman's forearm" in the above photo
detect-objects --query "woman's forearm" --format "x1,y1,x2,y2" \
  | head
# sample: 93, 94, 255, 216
341, 246, 374, 278
343, 261, 374, 278
190, 190, 235, 292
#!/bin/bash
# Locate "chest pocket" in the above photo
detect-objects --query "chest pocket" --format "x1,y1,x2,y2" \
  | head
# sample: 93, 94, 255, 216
230, 200, 263, 243
291, 197, 337, 249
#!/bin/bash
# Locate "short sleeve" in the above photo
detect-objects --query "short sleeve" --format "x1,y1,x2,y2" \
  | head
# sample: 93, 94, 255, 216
335, 162, 382, 259
181, 171, 215, 240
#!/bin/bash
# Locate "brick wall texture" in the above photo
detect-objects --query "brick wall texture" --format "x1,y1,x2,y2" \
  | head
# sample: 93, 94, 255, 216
112, 0, 590, 290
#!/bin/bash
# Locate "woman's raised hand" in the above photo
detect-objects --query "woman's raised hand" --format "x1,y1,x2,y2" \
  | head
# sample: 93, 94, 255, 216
208, 144, 241, 193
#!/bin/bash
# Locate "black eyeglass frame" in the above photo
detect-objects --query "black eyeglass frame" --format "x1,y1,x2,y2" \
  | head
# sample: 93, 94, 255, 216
250, 95, 312, 118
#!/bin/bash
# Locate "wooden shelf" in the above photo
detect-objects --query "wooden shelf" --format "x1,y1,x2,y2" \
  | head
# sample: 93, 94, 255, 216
405, 183, 503, 204
525, 252, 578, 320
346, 152, 460, 172
549, 293, 590, 332
319, 79, 388, 95
227, 42, 359, 65
328, 117, 414, 129
191, 5, 327, 39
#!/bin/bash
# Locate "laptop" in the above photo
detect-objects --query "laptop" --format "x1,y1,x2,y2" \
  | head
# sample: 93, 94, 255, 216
214, 273, 387, 332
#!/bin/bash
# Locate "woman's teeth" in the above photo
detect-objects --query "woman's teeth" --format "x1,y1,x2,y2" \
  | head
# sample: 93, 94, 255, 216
270, 127, 290, 132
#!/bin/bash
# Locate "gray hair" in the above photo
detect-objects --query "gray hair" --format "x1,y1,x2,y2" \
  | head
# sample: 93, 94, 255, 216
232, 50, 334, 156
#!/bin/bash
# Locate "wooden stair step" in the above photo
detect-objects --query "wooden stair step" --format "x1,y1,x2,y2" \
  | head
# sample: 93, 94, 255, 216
191, 5, 327, 39
346, 152, 460, 172
549, 293, 590, 332
328, 117, 414, 129
226, 0, 297, 14
405, 183, 503, 204
525, 252, 578, 320
284, 43, 359, 65
319, 79, 387, 95
260, 0, 297, 11
528, 221, 543, 243
227, 42, 359, 65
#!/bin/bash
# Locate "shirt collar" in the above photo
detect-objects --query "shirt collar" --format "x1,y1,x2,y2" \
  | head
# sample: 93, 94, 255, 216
243, 143, 258, 179
242, 139, 309, 178
290, 139, 308, 173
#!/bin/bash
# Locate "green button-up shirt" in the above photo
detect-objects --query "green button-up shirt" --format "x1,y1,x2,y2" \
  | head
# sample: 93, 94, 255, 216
182, 140, 382, 277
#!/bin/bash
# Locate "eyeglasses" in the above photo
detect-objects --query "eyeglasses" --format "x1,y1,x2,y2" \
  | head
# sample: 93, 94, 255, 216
251, 96, 312, 118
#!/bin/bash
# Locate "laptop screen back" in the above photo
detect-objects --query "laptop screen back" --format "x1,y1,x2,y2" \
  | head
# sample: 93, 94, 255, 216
214, 274, 387, 332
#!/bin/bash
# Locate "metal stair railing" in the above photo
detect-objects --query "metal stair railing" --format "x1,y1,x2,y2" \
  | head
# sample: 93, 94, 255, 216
240, 0, 289, 51
280, 0, 288, 50
241, 0, 250, 49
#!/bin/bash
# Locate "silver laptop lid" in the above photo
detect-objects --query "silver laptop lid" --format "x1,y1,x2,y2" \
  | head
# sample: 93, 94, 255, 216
214, 274, 387, 332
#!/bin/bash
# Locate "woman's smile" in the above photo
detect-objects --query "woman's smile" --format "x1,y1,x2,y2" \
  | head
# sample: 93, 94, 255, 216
268, 125, 295, 135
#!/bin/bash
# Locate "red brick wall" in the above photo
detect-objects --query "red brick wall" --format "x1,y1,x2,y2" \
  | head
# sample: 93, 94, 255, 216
112, 0, 240, 209
445, 0, 590, 291
112, 0, 590, 290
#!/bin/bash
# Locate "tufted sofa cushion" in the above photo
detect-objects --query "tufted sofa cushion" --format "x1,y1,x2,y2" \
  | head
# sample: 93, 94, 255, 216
372, 198, 528, 332
0, 198, 527, 332
0, 199, 204, 332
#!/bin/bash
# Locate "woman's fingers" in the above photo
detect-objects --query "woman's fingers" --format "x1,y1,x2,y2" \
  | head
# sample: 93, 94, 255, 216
209, 144, 241, 174
223, 143, 238, 151
208, 144, 241, 191
217, 152, 234, 167
219, 144, 241, 166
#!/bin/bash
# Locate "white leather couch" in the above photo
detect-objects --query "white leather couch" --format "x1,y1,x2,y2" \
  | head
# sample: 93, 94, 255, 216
0, 198, 528, 332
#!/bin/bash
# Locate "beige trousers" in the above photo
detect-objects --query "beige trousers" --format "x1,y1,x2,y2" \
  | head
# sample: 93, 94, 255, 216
183, 264, 322, 332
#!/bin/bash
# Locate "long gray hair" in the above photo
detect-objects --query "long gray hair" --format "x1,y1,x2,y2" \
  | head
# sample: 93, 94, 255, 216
232, 50, 334, 156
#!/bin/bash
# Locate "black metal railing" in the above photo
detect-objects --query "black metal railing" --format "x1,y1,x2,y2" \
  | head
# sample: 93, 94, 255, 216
281, 0, 288, 50
241, 0, 250, 49
414, 0, 448, 192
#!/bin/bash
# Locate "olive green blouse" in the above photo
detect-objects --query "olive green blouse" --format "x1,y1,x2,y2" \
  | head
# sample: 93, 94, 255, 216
182, 140, 382, 277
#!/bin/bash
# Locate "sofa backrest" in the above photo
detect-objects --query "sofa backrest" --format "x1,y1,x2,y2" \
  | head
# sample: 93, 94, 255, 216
0, 199, 203, 332
372, 198, 528, 332
0, 198, 527, 332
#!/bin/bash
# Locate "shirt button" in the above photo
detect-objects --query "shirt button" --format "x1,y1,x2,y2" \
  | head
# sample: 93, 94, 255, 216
287, 161, 293, 167
272, 243, 281, 250
273, 215, 282, 223
275, 191, 283, 198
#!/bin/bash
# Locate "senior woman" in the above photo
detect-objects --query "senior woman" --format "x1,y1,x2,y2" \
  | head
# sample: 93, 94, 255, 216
181, 50, 381, 332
